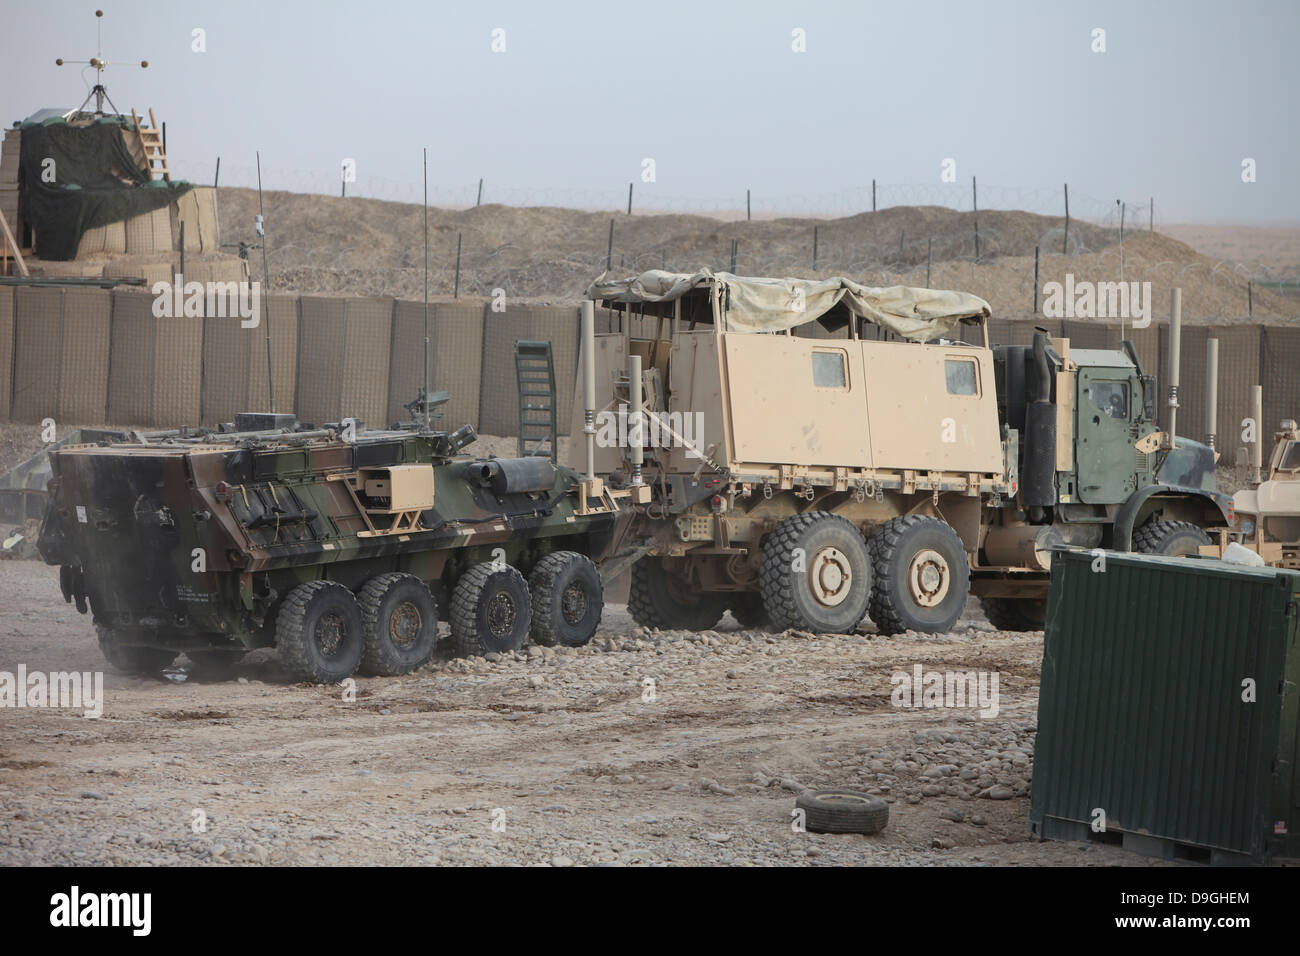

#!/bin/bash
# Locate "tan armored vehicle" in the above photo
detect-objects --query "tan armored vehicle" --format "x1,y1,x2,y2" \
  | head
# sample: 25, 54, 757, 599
572, 270, 1230, 635
1201, 420, 1300, 569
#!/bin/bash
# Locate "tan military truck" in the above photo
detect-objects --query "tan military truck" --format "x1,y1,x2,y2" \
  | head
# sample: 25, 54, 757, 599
1201, 419, 1300, 569
571, 270, 1231, 634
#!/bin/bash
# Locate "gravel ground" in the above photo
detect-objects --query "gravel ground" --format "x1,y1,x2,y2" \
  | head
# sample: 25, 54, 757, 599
0, 559, 1161, 867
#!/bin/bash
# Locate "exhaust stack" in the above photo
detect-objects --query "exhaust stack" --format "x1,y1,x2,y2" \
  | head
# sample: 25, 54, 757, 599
628, 353, 644, 486
1166, 288, 1182, 450
1252, 385, 1264, 484
1205, 337, 1219, 452
581, 301, 596, 481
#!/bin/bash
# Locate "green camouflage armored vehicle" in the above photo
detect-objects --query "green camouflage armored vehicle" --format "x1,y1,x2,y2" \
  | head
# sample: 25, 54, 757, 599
38, 412, 631, 682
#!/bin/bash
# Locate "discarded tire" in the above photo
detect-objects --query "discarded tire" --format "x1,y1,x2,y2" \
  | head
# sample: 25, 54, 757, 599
795, 789, 890, 834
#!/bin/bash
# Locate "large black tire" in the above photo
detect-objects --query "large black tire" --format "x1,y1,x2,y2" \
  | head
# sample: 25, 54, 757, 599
728, 592, 773, 630
868, 515, 970, 635
450, 562, 532, 656
795, 789, 890, 835
1133, 519, 1212, 557
97, 626, 175, 674
275, 581, 365, 683
628, 557, 726, 631
979, 597, 1047, 632
529, 551, 603, 647
185, 648, 244, 680
357, 572, 439, 675
759, 512, 873, 633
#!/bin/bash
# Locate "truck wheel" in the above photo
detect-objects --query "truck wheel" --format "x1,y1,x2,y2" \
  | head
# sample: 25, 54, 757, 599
795, 789, 890, 834
759, 512, 873, 634
868, 515, 970, 635
529, 551, 603, 647
450, 563, 532, 656
275, 581, 365, 683
979, 597, 1047, 632
97, 626, 175, 674
1133, 520, 1212, 557
628, 557, 726, 631
186, 648, 244, 680
729, 592, 772, 630
358, 573, 439, 675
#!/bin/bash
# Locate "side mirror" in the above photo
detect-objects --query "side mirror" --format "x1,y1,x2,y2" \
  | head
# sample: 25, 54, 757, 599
1141, 375, 1157, 421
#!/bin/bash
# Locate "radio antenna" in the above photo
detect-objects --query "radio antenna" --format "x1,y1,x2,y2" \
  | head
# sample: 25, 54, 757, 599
423, 147, 431, 431
56, 10, 149, 117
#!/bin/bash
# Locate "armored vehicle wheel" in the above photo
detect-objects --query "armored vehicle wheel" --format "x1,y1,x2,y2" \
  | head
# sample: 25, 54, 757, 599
795, 789, 890, 835
759, 512, 873, 633
728, 592, 773, 630
978, 597, 1047, 632
628, 557, 727, 631
97, 626, 176, 674
275, 581, 365, 683
1133, 519, 1212, 557
868, 515, 969, 635
357, 573, 439, 675
529, 551, 603, 647
186, 648, 244, 680
451, 563, 532, 656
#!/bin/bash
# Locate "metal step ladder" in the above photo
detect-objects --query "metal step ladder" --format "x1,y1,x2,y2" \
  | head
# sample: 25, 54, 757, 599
131, 108, 171, 182
515, 340, 557, 461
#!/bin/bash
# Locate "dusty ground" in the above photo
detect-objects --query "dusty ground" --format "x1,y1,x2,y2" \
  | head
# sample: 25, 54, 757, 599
0, 559, 1162, 867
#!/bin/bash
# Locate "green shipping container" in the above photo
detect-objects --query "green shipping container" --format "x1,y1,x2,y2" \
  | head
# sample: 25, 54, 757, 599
1030, 550, 1300, 865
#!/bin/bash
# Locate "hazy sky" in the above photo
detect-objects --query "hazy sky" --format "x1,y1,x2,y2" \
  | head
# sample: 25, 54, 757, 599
4, 0, 1298, 222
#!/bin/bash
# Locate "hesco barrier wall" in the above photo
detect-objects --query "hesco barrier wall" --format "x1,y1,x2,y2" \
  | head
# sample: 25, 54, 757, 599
0, 287, 1295, 459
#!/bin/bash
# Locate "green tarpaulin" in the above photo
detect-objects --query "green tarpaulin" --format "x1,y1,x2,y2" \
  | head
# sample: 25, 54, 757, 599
19, 121, 192, 260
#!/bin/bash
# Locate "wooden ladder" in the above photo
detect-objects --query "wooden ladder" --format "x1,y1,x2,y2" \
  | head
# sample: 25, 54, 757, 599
131, 108, 170, 182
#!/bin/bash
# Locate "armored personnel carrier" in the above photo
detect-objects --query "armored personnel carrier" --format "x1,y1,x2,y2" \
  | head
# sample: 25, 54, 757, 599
38, 410, 631, 682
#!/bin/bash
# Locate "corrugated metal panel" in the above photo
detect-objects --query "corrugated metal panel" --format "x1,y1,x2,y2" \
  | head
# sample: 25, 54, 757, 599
1031, 549, 1300, 863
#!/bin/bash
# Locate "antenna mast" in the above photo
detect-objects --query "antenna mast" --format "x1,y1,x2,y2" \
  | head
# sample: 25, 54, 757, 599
423, 148, 431, 431
56, 10, 149, 117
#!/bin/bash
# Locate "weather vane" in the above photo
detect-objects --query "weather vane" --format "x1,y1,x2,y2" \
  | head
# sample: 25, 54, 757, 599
55, 9, 149, 117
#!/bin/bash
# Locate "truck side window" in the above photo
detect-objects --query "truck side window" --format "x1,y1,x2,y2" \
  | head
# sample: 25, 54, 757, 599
1085, 382, 1128, 420
811, 351, 847, 388
944, 359, 978, 395
1279, 442, 1300, 471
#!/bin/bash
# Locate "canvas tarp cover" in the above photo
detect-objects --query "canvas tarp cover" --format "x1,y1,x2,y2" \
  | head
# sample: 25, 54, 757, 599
19, 122, 192, 260
586, 269, 991, 341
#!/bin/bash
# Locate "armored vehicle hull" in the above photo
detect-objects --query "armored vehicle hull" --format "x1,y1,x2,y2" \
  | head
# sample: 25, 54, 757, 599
39, 422, 630, 681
